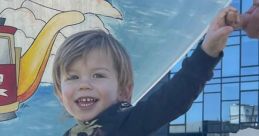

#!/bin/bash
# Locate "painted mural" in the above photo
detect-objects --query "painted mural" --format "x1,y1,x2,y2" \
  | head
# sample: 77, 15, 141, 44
0, 0, 230, 135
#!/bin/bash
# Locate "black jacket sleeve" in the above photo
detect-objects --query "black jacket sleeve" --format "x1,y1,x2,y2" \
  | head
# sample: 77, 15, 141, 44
119, 43, 223, 135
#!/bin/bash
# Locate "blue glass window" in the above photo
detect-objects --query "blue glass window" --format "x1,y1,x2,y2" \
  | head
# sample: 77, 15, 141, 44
222, 46, 240, 76
204, 84, 220, 93
241, 37, 259, 66
204, 93, 220, 120
222, 83, 239, 100
186, 103, 202, 132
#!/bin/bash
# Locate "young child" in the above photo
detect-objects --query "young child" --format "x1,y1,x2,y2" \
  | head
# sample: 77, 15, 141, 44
52, 7, 237, 136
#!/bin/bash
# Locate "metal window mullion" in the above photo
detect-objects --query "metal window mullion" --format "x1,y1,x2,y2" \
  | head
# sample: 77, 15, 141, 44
238, 0, 243, 129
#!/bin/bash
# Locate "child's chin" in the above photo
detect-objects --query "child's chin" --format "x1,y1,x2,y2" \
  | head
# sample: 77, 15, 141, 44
77, 112, 98, 122
77, 116, 94, 122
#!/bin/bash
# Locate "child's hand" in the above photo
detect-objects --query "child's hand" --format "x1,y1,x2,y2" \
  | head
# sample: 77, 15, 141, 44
202, 7, 237, 57
225, 9, 241, 28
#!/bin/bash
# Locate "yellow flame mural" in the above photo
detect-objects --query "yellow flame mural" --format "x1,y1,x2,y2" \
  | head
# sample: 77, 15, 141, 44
0, 0, 122, 121
18, 11, 85, 102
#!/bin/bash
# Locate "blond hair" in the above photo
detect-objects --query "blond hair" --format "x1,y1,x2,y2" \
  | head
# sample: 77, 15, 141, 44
52, 30, 133, 100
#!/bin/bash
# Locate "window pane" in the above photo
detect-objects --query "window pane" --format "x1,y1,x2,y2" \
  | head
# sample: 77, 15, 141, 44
241, 92, 258, 106
241, 76, 259, 82
229, 30, 241, 37
222, 46, 240, 76
186, 103, 202, 132
204, 93, 220, 120
222, 77, 239, 83
241, 37, 259, 66
241, 67, 259, 75
213, 70, 221, 78
194, 93, 203, 102
207, 79, 221, 84
223, 101, 239, 122
226, 36, 240, 45
169, 125, 185, 133
230, 104, 240, 124
171, 114, 185, 125
0, 37, 11, 64
225, 103, 241, 132
204, 84, 220, 93
241, 82, 259, 90
240, 92, 258, 123
204, 122, 221, 133
222, 83, 239, 100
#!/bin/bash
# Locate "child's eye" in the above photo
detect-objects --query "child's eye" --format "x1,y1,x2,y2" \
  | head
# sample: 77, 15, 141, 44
92, 73, 105, 78
66, 75, 79, 80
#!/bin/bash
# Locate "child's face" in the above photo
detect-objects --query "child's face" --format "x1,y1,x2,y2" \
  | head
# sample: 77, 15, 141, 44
58, 49, 120, 121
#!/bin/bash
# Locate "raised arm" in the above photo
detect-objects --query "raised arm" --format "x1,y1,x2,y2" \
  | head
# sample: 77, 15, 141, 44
121, 7, 236, 135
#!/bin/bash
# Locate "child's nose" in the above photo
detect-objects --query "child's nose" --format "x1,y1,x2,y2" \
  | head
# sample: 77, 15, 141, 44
79, 78, 93, 91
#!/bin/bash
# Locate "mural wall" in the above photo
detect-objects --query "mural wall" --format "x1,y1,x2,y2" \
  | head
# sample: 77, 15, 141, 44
0, 0, 229, 135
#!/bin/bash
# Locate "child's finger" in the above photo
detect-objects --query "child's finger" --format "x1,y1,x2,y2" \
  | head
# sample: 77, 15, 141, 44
219, 6, 236, 19
210, 6, 237, 28
217, 26, 234, 37
225, 10, 241, 28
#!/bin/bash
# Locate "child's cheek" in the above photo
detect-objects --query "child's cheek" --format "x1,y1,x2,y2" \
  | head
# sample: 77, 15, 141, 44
61, 81, 76, 93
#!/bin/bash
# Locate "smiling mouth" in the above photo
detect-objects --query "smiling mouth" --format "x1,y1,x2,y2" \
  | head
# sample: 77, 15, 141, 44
75, 97, 99, 109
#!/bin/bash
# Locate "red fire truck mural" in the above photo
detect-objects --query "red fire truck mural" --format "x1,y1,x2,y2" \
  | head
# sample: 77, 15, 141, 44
0, 11, 84, 121
0, 19, 19, 120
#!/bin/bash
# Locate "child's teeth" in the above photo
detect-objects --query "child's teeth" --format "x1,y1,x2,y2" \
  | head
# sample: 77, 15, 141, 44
78, 97, 97, 103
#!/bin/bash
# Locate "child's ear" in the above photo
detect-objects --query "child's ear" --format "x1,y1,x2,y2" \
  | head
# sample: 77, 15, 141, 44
119, 84, 133, 103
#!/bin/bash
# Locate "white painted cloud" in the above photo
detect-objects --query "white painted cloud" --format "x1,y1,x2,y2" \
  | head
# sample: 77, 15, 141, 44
0, 0, 24, 13
14, 30, 34, 55
21, 0, 60, 22
29, 0, 122, 19
60, 14, 109, 37
0, 8, 45, 38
